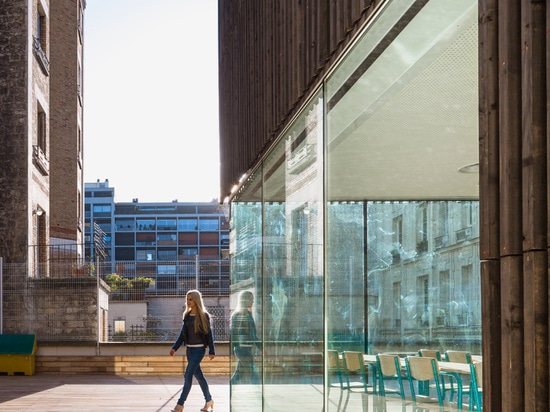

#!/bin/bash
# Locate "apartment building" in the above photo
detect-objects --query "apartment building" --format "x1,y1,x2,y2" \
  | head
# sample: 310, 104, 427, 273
85, 180, 230, 296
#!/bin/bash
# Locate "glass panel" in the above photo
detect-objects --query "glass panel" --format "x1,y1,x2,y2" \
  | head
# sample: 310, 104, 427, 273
199, 218, 219, 231
157, 219, 176, 230
137, 219, 156, 231
178, 218, 197, 231
262, 90, 324, 410
136, 249, 155, 261
325, 0, 479, 409
366, 201, 480, 352
157, 233, 177, 245
157, 248, 177, 261
230, 170, 263, 411
115, 219, 135, 231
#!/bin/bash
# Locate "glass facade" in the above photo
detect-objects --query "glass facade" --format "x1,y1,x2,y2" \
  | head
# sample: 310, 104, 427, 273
230, 0, 479, 410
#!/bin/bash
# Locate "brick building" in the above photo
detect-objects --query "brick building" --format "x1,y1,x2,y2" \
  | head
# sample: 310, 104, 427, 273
0, 0, 85, 265
0, 0, 88, 339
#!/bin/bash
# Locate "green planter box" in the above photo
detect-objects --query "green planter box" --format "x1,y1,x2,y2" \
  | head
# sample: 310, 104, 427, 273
0, 334, 37, 376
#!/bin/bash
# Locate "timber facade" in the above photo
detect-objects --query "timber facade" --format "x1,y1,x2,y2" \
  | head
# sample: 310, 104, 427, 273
219, 1, 549, 411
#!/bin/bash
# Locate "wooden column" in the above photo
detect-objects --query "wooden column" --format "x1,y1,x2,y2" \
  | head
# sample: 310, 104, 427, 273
479, 0, 502, 410
521, 1, 548, 411
480, 0, 548, 410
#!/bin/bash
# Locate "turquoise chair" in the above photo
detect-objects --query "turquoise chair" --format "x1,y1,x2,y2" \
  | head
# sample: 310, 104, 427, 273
469, 362, 483, 411
327, 350, 344, 389
342, 351, 377, 393
376, 354, 405, 400
444, 350, 473, 403
406, 356, 452, 408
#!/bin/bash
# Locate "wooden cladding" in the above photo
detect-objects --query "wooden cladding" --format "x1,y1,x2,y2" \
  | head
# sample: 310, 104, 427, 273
479, 0, 548, 411
218, 0, 379, 199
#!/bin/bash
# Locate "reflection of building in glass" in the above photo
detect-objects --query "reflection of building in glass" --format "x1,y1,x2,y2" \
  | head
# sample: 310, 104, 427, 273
365, 201, 480, 352
216, 0, 523, 410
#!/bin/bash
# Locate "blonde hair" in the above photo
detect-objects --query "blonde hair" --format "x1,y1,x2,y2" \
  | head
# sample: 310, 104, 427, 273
185, 289, 211, 334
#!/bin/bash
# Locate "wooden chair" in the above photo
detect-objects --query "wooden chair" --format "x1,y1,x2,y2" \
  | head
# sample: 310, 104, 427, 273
327, 350, 344, 389
445, 350, 472, 364
469, 362, 483, 411
405, 356, 446, 407
418, 349, 442, 360
376, 354, 405, 399
418, 349, 452, 397
342, 351, 376, 393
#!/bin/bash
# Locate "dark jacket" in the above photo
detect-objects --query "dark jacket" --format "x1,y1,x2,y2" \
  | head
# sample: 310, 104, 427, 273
172, 313, 216, 355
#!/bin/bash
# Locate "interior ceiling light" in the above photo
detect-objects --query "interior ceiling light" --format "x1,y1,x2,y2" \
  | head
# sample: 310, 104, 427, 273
458, 162, 479, 174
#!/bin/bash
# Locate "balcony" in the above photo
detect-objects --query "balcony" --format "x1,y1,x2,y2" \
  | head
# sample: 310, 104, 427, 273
32, 36, 50, 75
33, 145, 49, 175
456, 227, 472, 242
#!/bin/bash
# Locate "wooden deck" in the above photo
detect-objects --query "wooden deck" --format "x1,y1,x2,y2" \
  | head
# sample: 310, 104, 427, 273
0, 374, 229, 411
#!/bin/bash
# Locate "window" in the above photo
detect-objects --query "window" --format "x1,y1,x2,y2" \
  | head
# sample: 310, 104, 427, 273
158, 248, 177, 261
115, 232, 134, 246
157, 233, 177, 245
178, 218, 197, 231
439, 270, 450, 325
137, 219, 155, 231
92, 205, 112, 214
114, 319, 125, 334
136, 233, 155, 246
37, 106, 46, 153
198, 218, 219, 231
136, 249, 155, 261
33, 4, 49, 74
116, 219, 135, 231
393, 215, 402, 245
392, 281, 401, 327
417, 206, 428, 253
115, 247, 134, 260
37, 7, 47, 51
158, 219, 176, 230
179, 247, 197, 258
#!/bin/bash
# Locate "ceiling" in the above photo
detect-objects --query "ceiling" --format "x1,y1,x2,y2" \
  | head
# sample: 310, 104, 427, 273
236, 0, 479, 204
327, 0, 479, 201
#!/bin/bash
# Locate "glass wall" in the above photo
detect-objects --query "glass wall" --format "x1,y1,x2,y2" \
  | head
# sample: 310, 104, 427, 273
231, 92, 325, 411
230, 170, 263, 411
230, 0, 479, 410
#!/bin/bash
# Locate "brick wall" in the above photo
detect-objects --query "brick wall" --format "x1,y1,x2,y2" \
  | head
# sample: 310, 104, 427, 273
0, 1, 31, 262
49, 0, 84, 243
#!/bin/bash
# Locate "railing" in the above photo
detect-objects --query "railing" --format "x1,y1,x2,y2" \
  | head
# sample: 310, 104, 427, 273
2, 246, 230, 342
32, 36, 50, 74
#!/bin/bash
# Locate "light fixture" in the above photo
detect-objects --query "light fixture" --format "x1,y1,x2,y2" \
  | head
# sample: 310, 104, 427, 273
34, 207, 44, 216
458, 162, 479, 174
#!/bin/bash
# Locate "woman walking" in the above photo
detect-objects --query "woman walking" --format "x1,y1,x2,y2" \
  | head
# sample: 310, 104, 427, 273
170, 290, 215, 412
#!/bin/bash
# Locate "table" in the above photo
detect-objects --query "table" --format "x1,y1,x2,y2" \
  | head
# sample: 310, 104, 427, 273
364, 354, 479, 410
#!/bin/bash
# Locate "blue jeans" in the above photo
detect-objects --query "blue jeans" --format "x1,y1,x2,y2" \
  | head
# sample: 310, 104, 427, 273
177, 346, 212, 405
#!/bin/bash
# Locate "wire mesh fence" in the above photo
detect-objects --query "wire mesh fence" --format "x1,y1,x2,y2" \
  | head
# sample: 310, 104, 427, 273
1, 247, 230, 343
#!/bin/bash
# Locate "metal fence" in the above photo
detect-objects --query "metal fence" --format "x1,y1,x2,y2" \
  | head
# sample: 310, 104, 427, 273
0, 249, 230, 343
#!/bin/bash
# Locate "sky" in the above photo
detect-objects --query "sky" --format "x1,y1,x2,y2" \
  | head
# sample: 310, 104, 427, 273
83, 0, 220, 203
